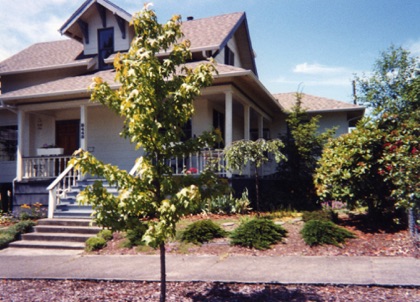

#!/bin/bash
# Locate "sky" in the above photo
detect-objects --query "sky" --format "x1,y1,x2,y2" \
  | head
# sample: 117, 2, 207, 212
0, 0, 419, 103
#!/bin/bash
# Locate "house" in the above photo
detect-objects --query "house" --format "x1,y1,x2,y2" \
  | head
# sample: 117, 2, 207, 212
0, 0, 364, 217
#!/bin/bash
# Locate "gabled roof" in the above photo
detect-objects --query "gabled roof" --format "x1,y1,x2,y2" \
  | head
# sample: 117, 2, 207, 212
59, 0, 131, 41
273, 92, 365, 114
0, 40, 92, 75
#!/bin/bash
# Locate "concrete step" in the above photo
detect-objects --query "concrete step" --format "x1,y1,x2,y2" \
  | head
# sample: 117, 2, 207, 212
34, 225, 101, 234
8, 240, 85, 250
22, 232, 93, 243
37, 218, 94, 227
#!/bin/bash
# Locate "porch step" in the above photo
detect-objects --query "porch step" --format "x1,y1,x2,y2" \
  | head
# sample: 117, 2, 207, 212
8, 218, 100, 250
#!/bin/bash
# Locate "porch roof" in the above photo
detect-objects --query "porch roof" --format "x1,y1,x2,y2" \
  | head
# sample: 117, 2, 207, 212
0, 63, 276, 110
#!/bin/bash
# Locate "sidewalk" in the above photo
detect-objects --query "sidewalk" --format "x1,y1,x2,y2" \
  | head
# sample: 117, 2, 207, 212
0, 248, 419, 286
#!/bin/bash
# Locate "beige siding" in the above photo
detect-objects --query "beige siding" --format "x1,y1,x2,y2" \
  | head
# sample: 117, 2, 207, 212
84, 10, 131, 55
87, 106, 140, 172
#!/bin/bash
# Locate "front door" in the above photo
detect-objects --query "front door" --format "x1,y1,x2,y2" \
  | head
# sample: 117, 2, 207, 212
56, 120, 80, 156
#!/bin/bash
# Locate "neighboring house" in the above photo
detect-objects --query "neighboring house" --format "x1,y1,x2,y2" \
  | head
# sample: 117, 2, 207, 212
0, 0, 364, 216
273, 92, 365, 136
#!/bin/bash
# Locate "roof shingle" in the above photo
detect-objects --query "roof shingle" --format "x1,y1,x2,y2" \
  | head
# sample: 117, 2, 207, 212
273, 92, 364, 113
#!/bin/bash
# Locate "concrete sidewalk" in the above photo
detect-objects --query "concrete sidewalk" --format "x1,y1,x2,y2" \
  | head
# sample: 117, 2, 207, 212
0, 248, 419, 286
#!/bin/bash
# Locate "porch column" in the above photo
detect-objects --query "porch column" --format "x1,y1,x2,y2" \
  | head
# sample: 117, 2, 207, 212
16, 110, 25, 181
225, 91, 233, 178
244, 105, 250, 140
258, 115, 264, 138
80, 105, 87, 150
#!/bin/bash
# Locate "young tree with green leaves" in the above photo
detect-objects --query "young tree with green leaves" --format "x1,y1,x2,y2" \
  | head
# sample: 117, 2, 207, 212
70, 6, 216, 302
315, 46, 419, 223
224, 138, 286, 213
278, 92, 336, 209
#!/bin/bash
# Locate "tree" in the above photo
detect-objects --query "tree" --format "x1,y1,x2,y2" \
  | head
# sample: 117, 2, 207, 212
224, 138, 286, 213
277, 92, 336, 209
315, 46, 419, 222
70, 6, 216, 301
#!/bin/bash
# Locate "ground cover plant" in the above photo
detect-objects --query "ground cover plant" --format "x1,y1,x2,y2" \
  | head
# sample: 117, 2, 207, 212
301, 219, 356, 247
230, 217, 287, 250
181, 219, 227, 244
0, 220, 35, 249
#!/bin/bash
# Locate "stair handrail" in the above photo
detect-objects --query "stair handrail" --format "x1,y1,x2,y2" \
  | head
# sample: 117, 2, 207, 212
46, 162, 80, 218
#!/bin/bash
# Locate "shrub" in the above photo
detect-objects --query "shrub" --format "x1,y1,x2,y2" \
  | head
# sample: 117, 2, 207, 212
230, 218, 287, 250
302, 210, 338, 223
0, 232, 15, 249
301, 220, 355, 247
11, 221, 35, 234
98, 229, 113, 241
181, 220, 227, 245
206, 190, 252, 215
85, 236, 107, 252
124, 223, 148, 248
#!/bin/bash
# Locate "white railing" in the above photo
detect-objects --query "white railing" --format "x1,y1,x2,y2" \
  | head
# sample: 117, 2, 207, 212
129, 149, 226, 177
22, 156, 73, 179
46, 162, 81, 218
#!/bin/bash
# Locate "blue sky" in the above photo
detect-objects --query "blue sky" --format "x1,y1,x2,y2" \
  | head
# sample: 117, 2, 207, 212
0, 0, 419, 103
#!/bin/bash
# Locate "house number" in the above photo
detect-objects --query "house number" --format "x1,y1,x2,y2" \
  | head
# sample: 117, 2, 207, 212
80, 123, 85, 139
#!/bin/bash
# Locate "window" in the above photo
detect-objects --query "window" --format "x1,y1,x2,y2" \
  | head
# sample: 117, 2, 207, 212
213, 110, 225, 148
98, 28, 114, 69
0, 126, 17, 161
250, 128, 270, 141
224, 46, 235, 66
181, 119, 192, 142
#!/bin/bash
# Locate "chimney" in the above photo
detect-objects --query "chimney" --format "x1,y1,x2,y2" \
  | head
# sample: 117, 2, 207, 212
187, 16, 194, 21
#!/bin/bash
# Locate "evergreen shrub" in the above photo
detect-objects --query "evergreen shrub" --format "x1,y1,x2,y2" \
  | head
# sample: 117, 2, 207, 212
230, 218, 287, 250
301, 219, 355, 247
302, 210, 338, 223
85, 236, 107, 252
181, 220, 227, 245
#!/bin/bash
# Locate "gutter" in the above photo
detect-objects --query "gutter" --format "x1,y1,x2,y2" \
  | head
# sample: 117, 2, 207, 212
0, 100, 17, 114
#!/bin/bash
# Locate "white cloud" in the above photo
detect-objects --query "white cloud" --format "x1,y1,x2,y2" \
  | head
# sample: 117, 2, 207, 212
406, 39, 420, 56
293, 62, 346, 75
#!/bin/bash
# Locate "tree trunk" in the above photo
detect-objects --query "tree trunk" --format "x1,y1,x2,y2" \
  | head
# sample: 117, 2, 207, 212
159, 242, 166, 302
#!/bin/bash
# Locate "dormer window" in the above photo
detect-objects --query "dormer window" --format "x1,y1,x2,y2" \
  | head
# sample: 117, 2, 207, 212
224, 46, 235, 66
98, 28, 114, 69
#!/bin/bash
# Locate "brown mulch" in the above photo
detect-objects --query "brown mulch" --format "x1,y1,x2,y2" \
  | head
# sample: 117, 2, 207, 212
1, 280, 419, 301
95, 213, 419, 258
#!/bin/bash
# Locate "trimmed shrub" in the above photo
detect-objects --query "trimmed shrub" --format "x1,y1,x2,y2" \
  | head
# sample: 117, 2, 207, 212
302, 210, 338, 223
124, 224, 148, 248
0, 232, 15, 249
301, 219, 355, 247
11, 221, 35, 234
230, 218, 287, 250
98, 229, 113, 241
85, 236, 107, 252
181, 220, 228, 245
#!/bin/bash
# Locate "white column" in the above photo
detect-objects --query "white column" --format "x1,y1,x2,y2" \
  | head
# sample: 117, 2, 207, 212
225, 91, 233, 178
244, 105, 250, 140
225, 91, 233, 147
16, 110, 25, 181
80, 105, 87, 150
258, 115, 264, 138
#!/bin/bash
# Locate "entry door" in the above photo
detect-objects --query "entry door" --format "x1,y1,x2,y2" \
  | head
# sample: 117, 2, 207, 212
56, 120, 80, 156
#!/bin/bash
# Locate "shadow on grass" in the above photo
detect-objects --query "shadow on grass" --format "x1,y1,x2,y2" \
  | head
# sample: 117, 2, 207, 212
186, 282, 322, 302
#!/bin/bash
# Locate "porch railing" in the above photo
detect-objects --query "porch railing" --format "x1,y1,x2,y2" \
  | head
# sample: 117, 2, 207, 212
46, 162, 81, 218
129, 149, 227, 177
22, 156, 73, 179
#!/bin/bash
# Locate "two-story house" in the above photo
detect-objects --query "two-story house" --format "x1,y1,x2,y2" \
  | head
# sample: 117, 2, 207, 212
0, 0, 364, 217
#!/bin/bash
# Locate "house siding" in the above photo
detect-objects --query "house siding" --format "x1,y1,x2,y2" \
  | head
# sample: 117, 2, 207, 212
0, 110, 17, 182
87, 106, 140, 172
84, 9, 131, 56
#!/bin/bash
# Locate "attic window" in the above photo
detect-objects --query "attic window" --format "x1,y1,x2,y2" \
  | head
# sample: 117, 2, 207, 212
224, 46, 235, 66
98, 28, 114, 70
